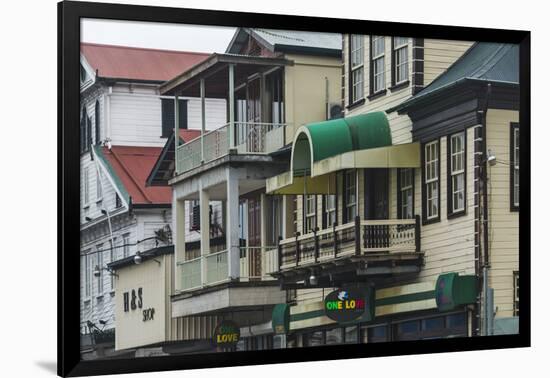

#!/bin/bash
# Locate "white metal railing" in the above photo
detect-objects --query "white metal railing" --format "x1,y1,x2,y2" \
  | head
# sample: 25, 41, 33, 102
176, 122, 289, 174
205, 249, 229, 285
239, 246, 278, 280
178, 256, 202, 291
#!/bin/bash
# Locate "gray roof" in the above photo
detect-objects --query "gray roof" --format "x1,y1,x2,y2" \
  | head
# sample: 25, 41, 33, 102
226, 28, 341, 56
251, 28, 341, 51
390, 42, 519, 112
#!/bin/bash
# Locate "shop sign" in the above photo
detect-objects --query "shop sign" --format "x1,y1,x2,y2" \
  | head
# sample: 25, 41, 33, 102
324, 288, 367, 322
213, 320, 240, 347
435, 273, 477, 312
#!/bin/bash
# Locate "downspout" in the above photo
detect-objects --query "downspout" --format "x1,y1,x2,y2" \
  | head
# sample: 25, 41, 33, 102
480, 83, 492, 335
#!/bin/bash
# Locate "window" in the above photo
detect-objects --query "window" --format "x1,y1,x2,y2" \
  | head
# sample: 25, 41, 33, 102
511, 124, 520, 209
109, 239, 115, 290
449, 132, 466, 214
304, 195, 317, 233
361, 325, 388, 343
304, 331, 324, 347
265, 69, 284, 124
325, 328, 343, 345
84, 251, 91, 299
349, 34, 364, 104
424, 141, 439, 221
95, 100, 101, 145
344, 170, 357, 223
370, 36, 386, 94
268, 196, 283, 245
115, 193, 122, 209
161, 98, 187, 138
324, 194, 336, 228
123, 234, 130, 258
392, 37, 409, 86
513, 271, 519, 316
80, 64, 87, 83
398, 168, 414, 219
83, 167, 90, 207
96, 170, 102, 202
80, 107, 88, 154
96, 244, 103, 295
344, 326, 358, 343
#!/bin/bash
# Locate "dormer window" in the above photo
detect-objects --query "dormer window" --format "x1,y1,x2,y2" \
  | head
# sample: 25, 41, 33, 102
80, 64, 87, 84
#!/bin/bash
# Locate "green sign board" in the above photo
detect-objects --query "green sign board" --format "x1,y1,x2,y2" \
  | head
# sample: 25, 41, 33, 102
324, 287, 374, 323
435, 273, 477, 312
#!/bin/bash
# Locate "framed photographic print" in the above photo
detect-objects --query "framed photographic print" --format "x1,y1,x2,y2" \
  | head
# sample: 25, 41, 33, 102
58, 0, 530, 376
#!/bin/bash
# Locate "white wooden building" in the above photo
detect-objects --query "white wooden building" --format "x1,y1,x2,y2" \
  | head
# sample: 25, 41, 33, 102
79, 43, 225, 359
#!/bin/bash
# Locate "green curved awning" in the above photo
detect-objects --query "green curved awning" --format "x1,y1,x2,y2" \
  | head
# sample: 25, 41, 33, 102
291, 112, 392, 175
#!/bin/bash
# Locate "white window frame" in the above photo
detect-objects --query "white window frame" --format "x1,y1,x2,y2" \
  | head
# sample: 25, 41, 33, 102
393, 37, 409, 85
83, 167, 90, 207
109, 239, 115, 291
371, 36, 386, 94
96, 244, 104, 296
513, 127, 520, 207
350, 34, 364, 103
83, 250, 91, 300
424, 141, 439, 220
450, 132, 466, 213
344, 170, 357, 222
513, 271, 519, 316
399, 168, 414, 219
123, 233, 130, 258
304, 195, 317, 234
325, 194, 336, 228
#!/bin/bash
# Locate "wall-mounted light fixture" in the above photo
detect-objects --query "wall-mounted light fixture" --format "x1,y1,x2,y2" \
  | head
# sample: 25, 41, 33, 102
93, 265, 118, 278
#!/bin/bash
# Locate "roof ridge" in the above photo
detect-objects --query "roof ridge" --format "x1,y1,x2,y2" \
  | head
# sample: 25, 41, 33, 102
80, 42, 211, 56
254, 28, 306, 42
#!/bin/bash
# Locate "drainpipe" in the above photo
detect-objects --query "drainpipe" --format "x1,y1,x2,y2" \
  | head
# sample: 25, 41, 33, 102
174, 94, 179, 174
480, 83, 492, 335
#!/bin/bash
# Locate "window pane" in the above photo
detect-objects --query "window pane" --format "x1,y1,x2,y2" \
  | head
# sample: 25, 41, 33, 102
422, 317, 445, 331
345, 326, 358, 343
325, 328, 343, 345
397, 320, 419, 335
365, 325, 388, 343
306, 331, 324, 347
447, 312, 467, 329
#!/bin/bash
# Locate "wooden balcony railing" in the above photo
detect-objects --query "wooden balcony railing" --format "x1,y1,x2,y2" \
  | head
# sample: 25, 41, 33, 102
278, 215, 421, 270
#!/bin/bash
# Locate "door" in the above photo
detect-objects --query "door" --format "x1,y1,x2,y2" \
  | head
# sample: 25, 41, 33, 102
364, 169, 389, 249
247, 195, 262, 278
246, 78, 263, 152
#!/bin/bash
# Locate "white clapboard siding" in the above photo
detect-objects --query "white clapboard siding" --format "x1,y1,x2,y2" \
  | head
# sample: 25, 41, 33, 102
486, 109, 519, 318
416, 128, 477, 282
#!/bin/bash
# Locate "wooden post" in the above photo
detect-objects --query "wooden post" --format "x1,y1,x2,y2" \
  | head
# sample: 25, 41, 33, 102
355, 215, 361, 256
314, 227, 319, 263
415, 214, 421, 253
333, 222, 338, 258
295, 232, 300, 267
277, 236, 283, 271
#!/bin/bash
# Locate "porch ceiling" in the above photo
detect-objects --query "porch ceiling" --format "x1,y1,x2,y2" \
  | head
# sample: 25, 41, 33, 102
160, 53, 293, 97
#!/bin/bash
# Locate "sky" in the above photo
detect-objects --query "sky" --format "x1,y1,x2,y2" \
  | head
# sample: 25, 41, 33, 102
81, 18, 237, 53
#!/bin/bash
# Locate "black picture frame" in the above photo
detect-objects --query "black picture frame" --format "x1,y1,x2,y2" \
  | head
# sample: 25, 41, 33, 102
58, 1, 531, 376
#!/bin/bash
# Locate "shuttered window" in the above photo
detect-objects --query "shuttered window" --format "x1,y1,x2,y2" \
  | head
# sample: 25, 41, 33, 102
95, 100, 101, 145
161, 98, 188, 137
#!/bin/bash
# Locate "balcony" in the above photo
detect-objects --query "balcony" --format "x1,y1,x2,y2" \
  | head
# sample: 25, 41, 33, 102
177, 246, 279, 291
275, 216, 423, 287
176, 121, 288, 174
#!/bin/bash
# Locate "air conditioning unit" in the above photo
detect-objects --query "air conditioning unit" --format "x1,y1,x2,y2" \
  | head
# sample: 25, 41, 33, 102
328, 103, 344, 120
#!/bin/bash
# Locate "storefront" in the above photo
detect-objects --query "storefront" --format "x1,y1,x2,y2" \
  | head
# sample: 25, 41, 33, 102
273, 273, 476, 347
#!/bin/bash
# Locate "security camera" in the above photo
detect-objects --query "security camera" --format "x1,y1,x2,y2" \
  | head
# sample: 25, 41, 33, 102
134, 253, 142, 265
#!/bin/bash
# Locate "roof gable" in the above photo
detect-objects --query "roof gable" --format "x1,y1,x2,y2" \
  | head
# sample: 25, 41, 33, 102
390, 42, 519, 113
226, 28, 341, 57
98, 146, 172, 206
80, 43, 210, 82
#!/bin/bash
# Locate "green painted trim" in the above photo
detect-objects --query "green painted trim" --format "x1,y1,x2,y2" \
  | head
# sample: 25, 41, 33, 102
289, 290, 436, 324
93, 145, 130, 204
290, 309, 325, 322
375, 290, 435, 307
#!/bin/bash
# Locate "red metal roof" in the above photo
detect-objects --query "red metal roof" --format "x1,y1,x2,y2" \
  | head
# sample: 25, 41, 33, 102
179, 129, 202, 143
102, 146, 171, 205
81, 43, 210, 82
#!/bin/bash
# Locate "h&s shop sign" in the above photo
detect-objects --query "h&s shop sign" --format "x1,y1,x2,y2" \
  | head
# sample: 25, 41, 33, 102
324, 287, 373, 323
